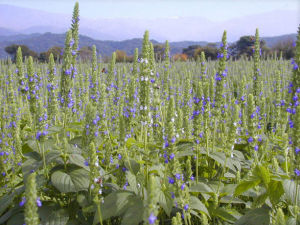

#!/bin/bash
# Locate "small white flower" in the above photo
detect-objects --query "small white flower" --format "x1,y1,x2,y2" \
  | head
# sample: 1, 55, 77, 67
230, 152, 234, 158
95, 162, 99, 167
144, 59, 148, 64
176, 133, 179, 138
99, 189, 102, 194
145, 77, 149, 81
91, 184, 95, 189
94, 178, 99, 183
140, 106, 143, 110
137, 183, 141, 188
144, 106, 147, 110
141, 76, 144, 81
171, 117, 175, 123
150, 71, 154, 76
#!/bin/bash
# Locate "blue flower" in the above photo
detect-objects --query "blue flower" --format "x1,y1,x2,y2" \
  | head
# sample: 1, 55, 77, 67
148, 213, 157, 224
295, 169, 300, 177
184, 204, 189, 211
19, 197, 26, 207
175, 173, 181, 180
36, 197, 42, 207
168, 177, 175, 184
248, 137, 254, 143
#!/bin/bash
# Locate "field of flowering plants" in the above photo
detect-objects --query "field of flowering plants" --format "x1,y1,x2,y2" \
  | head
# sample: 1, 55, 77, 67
0, 3, 299, 225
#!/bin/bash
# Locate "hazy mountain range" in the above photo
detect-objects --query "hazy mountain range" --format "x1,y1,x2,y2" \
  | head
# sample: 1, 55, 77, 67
0, 32, 297, 59
0, 4, 299, 42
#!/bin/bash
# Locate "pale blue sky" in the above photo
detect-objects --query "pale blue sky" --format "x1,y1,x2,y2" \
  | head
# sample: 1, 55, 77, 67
0, 0, 299, 21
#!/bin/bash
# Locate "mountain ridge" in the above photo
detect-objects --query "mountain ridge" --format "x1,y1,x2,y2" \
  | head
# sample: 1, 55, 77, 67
0, 31, 296, 59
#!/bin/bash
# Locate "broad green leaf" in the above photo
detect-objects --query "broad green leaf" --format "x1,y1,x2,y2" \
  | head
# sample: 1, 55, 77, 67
124, 159, 140, 175
189, 195, 209, 216
234, 178, 261, 196
51, 168, 89, 193
39, 206, 69, 225
253, 165, 270, 187
213, 207, 237, 223
252, 192, 268, 208
0, 186, 25, 216
220, 195, 245, 204
283, 179, 300, 206
126, 171, 138, 194
121, 197, 144, 225
267, 180, 284, 206
234, 205, 271, 225
95, 191, 135, 222
158, 189, 173, 216
189, 182, 213, 193
68, 153, 89, 170
7, 213, 24, 225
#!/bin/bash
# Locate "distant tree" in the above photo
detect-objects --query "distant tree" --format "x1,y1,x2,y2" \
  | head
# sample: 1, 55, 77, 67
271, 39, 295, 59
5, 44, 38, 62
39, 46, 63, 63
153, 44, 165, 61
193, 44, 218, 60
115, 50, 127, 62
232, 35, 268, 59
173, 53, 188, 62
78, 46, 93, 62
182, 45, 201, 58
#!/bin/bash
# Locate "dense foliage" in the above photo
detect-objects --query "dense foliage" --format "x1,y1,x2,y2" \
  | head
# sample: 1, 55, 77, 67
0, 3, 299, 225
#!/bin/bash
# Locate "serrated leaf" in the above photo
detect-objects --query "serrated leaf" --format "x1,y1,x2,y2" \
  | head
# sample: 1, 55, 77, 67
121, 197, 144, 225
252, 192, 268, 208
283, 179, 300, 206
0, 186, 25, 216
213, 207, 237, 223
189, 195, 209, 216
267, 180, 284, 206
51, 168, 89, 193
234, 205, 271, 225
253, 165, 270, 187
189, 182, 213, 193
126, 171, 138, 194
68, 154, 89, 170
234, 178, 261, 196
158, 189, 173, 216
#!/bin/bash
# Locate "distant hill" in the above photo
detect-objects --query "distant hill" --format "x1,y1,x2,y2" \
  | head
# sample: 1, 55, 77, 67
0, 31, 297, 59
262, 33, 297, 47
0, 32, 208, 58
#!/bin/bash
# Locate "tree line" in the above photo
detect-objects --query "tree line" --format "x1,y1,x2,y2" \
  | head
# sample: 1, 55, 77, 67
4, 35, 295, 63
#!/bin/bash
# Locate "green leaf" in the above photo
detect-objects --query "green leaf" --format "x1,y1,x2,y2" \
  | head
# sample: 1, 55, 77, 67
68, 154, 89, 170
267, 180, 284, 206
0, 186, 25, 216
209, 152, 236, 172
283, 179, 300, 206
121, 197, 144, 225
39, 206, 69, 225
189, 195, 209, 216
45, 150, 63, 164
158, 189, 173, 216
234, 205, 271, 225
213, 207, 237, 223
51, 168, 89, 193
124, 159, 140, 175
234, 178, 261, 196
220, 196, 245, 204
189, 182, 213, 193
253, 165, 270, 187
7, 213, 24, 225
126, 171, 138, 195
96, 191, 135, 222
252, 192, 268, 208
